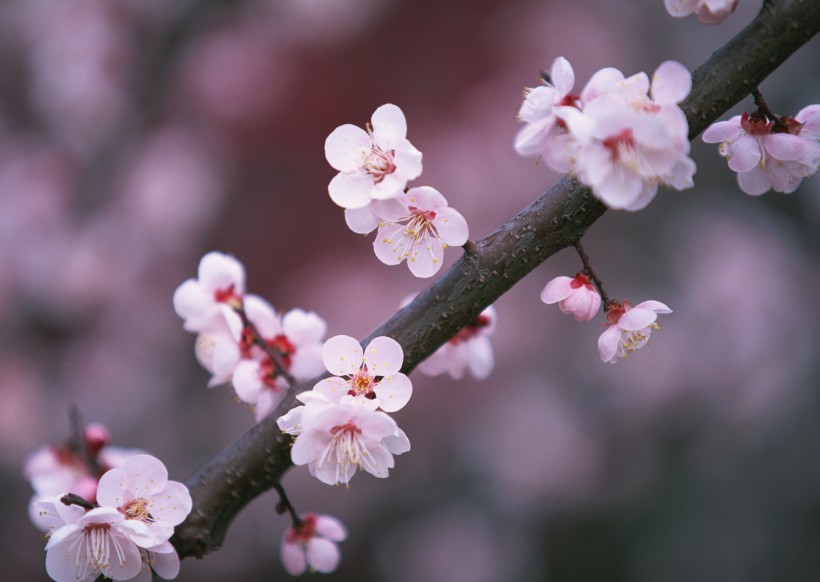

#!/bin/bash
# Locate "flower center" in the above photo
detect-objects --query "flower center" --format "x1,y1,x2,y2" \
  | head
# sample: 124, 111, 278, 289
602, 129, 637, 161
123, 497, 153, 523
213, 284, 243, 308
348, 366, 377, 397
286, 514, 318, 544
620, 323, 659, 356
364, 146, 397, 183
450, 314, 491, 345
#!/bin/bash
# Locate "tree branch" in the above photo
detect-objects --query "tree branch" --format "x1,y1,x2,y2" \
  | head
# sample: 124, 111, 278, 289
172, 0, 820, 559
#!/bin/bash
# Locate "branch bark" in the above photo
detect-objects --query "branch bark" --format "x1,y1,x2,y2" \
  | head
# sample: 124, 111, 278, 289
172, 0, 820, 559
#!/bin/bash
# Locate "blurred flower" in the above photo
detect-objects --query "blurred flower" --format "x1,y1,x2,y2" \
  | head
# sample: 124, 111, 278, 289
664, 0, 739, 24
280, 513, 347, 575
173, 251, 245, 333
418, 305, 497, 380
314, 335, 412, 413
325, 103, 423, 209
598, 299, 672, 363
703, 108, 820, 195
373, 186, 469, 278
540, 273, 601, 321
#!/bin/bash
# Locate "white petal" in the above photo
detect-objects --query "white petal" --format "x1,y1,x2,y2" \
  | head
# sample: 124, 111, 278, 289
651, 61, 691, 104
282, 308, 326, 345
540, 276, 573, 304
374, 373, 412, 412
147, 480, 192, 526
551, 56, 575, 95
324, 124, 370, 172
198, 252, 245, 294
329, 172, 374, 209
313, 377, 351, 402
232, 360, 263, 404
315, 515, 348, 541
322, 335, 363, 375
371, 103, 408, 147
765, 133, 806, 161
307, 538, 342, 573
433, 207, 469, 246
96, 467, 128, 509
701, 118, 742, 143
281, 541, 308, 575
363, 336, 404, 374
407, 235, 444, 278
373, 223, 409, 266
618, 307, 658, 331
344, 205, 380, 234
737, 167, 771, 195
466, 336, 494, 379
405, 185, 446, 210
120, 454, 168, 497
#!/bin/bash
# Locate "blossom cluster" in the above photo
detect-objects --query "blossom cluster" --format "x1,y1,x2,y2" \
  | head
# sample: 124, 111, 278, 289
173, 251, 327, 421
664, 0, 739, 24
25, 433, 191, 582
541, 272, 671, 363
325, 104, 469, 277
515, 57, 696, 211
703, 105, 820, 195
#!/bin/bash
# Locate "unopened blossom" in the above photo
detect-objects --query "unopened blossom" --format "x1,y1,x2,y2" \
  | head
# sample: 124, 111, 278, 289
325, 103, 422, 209
598, 299, 672, 363
514, 56, 581, 172
280, 513, 347, 575
664, 0, 739, 24
233, 296, 326, 421
289, 400, 410, 485
173, 251, 245, 333
95, 454, 192, 548
313, 335, 412, 413
40, 500, 150, 582
373, 186, 469, 278
703, 108, 820, 195
418, 305, 497, 380
541, 273, 601, 321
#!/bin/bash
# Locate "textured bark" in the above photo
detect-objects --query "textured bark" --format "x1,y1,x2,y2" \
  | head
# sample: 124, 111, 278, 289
172, 0, 820, 559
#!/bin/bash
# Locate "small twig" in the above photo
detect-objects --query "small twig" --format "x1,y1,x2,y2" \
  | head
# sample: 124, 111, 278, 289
573, 240, 610, 305
236, 308, 298, 388
272, 481, 304, 528
60, 493, 96, 511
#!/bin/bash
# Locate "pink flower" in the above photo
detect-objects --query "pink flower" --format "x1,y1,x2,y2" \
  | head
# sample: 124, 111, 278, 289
703, 109, 819, 195
325, 104, 423, 209
418, 305, 497, 380
540, 273, 601, 321
233, 296, 327, 421
597, 300, 672, 363
664, 0, 739, 24
95, 454, 192, 548
289, 400, 410, 485
173, 251, 245, 333
313, 335, 412, 413
280, 514, 347, 575
372, 186, 469, 278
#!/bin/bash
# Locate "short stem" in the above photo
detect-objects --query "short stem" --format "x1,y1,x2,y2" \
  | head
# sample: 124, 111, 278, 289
752, 87, 781, 124
61, 493, 96, 511
236, 308, 298, 388
462, 240, 478, 256
573, 240, 610, 305
272, 481, 303, 528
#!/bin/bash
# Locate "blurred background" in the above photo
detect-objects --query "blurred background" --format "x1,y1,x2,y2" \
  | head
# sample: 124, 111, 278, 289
2, 0, 819, 580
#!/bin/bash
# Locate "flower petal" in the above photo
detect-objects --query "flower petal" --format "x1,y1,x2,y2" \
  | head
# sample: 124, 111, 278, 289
433, 207, 469, 246
374, 373, 412, 412
363, 336, 404, 374
651, 61, 691, 104
322, 335, 363, 376
307, 538, 342, 573
324, 124, 370, 172
371, 103, 408, 147
344, 205, 380, 234
540, 276, 573, 304
328, 172, 374, 209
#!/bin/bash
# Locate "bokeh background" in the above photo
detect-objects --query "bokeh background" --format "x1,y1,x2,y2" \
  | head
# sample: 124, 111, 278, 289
2, 0, 819, 580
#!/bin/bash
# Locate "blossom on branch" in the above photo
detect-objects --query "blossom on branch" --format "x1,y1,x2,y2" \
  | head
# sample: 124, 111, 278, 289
373, 186, 469, 278
417, 305, 497, 380
664, 0, 739, 24
280, 513, 347, 575
598, 299, 672, 363
540, 273, 601, 321
702, 106, 820, 195
325, 103, 423, 209
173, 251, 245, 333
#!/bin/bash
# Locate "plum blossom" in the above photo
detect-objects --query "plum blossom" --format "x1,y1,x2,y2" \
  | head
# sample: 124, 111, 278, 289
664, 0, 739, 24
516, 58, 695, 211
233, 296, 327, 421
280, 513, 347, 575
372, 186, 469, 278
95, 454, 192, 548
287, 399, 410, 485
38, 499, 150, 582
598, 299, 672, 363
313, 335, 412, 413
541, 273, 601, 321
173, 251, 245, 333
702, 107, 820, 195
418, 305, 497, 380
325, 103, 422, 209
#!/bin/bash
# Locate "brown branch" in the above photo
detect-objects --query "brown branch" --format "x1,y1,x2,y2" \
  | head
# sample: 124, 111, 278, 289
172, 0, 820, 559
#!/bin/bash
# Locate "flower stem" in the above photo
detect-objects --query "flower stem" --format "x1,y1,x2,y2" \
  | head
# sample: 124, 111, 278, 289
235, 307, 298, 387
573, 240, 610, 305
272, 481, 304, 528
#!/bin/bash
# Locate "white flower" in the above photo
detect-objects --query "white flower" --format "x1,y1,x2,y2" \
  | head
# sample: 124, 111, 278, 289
598, 299, 672, 363
40, 500, 150, 582
280, 514, 347, 575
703, 109, 820, 195
134, 542, 180, 581
95, 454, 192, 548
325, 103, 423, 209
664, 0, 739, 24
289, 400, 410, 486
418, 305, 497, 380
173, 251, 245, 333
373, 186, 469, 278
313, 335, 412, 413
233, 296, 327, 421
541, 273, 602, 322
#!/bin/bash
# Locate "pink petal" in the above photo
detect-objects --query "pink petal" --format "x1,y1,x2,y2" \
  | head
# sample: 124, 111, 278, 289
328, 172, 374, 209
255, 388, 285, 421
281, 541, 307, 575
324, 124, 370, 172
149, 546, 180, 579
315, 515, 348, 541
651, 61, 691, 104
172, 279, 210, 324
726, 135, 761, 173
243, 294, 280, 338
290, 430, 328, 466
359, 442, 394, 478
632, 300, 672, 314
551, 56, 575, 95
618, 307, 658, 331
384, 428, 411, 455
407, 236, 444, 278
393, 143, 423, 180
282, 308, 326, 345
363, 336, 404, 374
374, 373, 412, 412
231, 360, 263, 404
405, 185, 446, 210
371, 103, 408, 147
147, 480, 192, 526
701, 118, 742, 143
466, 336, 494, 379
597, 325, 622, 363
540, 276, 573, 304
371, 172, 406, 200
322, 335, 363, 376
198, 252, 245, 293
433, 207, 469, 246
313, 377, 351, 402
120, 454, 168, 497
96, 467, 128, 509
764, 133, 805, 161
737, 167, 771, 195
373, 223, 409, 266
307, 538, 342, 573
344, 205, 380, 234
